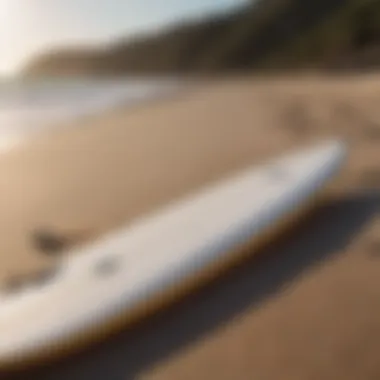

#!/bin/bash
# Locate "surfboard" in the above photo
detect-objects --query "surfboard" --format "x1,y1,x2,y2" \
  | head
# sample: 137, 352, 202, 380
0, 139, 347, 370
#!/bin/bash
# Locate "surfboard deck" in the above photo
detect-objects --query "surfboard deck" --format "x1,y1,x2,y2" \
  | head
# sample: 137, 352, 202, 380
0, 139, 347, 371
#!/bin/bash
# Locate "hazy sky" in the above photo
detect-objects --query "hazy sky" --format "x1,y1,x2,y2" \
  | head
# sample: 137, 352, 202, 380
0, 0, 247, 75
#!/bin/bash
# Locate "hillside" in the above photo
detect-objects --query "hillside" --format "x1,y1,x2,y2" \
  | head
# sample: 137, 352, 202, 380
24, 0, 380, 76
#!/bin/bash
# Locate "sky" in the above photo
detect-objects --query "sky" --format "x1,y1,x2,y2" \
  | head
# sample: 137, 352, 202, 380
0, 0, 248, 76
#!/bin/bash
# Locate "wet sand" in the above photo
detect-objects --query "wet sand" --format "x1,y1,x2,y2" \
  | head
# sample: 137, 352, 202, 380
2, 74, 380, 379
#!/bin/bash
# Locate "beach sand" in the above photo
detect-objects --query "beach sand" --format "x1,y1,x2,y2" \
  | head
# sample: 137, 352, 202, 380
2, 74, 380, 379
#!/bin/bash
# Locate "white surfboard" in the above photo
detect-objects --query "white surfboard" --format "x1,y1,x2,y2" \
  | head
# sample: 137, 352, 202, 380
0, 139, 347, 369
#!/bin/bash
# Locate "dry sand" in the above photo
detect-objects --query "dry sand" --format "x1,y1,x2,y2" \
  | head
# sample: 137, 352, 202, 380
3, 74, 380, 379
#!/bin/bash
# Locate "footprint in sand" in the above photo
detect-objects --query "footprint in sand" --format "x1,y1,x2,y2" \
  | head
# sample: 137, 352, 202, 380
31, 227, 94, 256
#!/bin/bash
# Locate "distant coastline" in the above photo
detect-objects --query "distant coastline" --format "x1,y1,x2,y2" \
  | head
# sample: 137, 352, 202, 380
22, 0, 380, 78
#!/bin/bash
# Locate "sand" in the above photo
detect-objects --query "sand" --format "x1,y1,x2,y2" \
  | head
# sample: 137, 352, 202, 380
2, 74, 380, 379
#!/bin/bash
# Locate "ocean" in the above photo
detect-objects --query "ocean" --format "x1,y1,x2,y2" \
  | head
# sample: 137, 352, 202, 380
0, 78, 178, 151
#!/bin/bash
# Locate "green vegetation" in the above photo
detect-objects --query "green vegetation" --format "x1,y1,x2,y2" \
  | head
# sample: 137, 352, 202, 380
24, 0, 380, 76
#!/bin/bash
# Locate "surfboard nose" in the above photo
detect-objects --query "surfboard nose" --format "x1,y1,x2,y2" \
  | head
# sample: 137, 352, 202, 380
310, 139, 348, 168
285, 139, 347, 174
309, 139, 348, 182
323, 139, 347, 158
323, 138, 347, 165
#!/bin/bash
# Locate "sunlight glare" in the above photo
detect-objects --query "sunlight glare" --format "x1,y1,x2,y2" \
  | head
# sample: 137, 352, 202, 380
0, 0, 21, 75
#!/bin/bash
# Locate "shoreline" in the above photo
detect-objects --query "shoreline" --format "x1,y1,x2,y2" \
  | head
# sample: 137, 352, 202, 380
0, 79, 183, 155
